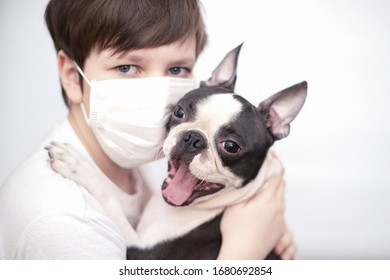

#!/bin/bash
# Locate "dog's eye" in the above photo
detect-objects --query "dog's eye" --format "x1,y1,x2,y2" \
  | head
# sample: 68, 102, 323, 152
221, 140, 241, 153
173, 105, 185, 119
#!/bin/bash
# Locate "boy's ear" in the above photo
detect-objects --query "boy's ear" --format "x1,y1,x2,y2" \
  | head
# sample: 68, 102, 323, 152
57, 50, 83, 104
258, 81, 307, 140
200, 43, 243, 92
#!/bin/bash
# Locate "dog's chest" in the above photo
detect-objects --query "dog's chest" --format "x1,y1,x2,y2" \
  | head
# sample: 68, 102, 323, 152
134, 195, 223, 248
127, 213, 223, 260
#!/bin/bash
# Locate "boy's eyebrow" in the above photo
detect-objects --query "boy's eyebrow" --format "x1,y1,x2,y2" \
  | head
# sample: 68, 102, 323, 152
110, 50, 196, 66
114, 53, 144, 64
109, 50, 143, 62
169, 58, 196, 66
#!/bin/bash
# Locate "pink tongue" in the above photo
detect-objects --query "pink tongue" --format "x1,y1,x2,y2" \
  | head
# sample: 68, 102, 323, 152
162, 163, 196, 206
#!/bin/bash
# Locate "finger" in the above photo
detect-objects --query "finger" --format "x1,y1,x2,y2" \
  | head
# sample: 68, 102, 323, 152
275, 230, 293, 255
280, 242, 297, 260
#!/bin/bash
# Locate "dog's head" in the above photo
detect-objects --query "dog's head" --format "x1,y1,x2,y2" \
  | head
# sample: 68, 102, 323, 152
161, 44, 307, 207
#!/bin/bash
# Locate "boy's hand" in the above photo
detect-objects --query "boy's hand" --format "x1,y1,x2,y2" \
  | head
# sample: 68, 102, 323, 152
218, 173, 286, 259
275, 228, 298, 259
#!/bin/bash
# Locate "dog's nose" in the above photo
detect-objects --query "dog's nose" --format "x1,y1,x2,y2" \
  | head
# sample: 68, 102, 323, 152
182, 131, 207, 152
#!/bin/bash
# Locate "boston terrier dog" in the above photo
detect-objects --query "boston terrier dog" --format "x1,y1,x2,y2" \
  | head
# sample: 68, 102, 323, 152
47, 44, 307, 259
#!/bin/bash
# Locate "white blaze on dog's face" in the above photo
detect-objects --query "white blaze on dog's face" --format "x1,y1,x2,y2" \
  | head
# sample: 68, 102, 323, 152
185, 94, 243, 186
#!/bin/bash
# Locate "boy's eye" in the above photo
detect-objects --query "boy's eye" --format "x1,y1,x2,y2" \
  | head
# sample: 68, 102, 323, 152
117, 65, 137, 74
169, 67, 190, 76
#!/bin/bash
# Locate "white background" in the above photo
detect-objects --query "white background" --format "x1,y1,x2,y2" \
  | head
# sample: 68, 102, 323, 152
1, 0, 389, 259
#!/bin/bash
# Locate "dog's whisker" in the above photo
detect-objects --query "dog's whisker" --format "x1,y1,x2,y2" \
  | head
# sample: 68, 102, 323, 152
193, 176, 208, 189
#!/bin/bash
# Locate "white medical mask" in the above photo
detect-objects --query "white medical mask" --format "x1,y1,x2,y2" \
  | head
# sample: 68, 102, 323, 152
75, 64, 198, 168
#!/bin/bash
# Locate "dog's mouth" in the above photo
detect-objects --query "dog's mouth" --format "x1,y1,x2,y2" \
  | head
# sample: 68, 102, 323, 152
161, 159, 224, 206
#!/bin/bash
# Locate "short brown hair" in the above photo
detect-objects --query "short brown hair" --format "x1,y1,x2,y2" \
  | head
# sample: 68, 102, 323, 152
45, 0, 207, 106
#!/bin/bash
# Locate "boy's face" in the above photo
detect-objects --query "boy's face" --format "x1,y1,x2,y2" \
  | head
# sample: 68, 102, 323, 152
81, 36, 197, 112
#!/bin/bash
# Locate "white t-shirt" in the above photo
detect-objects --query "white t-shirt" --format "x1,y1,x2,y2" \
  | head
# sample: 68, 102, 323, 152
0, 119, 150, 259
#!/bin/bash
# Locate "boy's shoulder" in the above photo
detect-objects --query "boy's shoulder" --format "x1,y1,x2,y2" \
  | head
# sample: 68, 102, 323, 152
0, 121, 126, 259
0, 119, 87, 215
0, 141, 91, 247
1, 146, 86, 212
0, 154, 125, 259
0, 120, 90, 251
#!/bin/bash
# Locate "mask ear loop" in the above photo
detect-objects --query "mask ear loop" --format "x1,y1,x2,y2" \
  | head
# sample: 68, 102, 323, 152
74, 63, 92, 86
74, 63, 92, 125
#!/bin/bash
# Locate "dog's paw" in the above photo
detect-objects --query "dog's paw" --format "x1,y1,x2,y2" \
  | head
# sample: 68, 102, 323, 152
45, 141, 88, 183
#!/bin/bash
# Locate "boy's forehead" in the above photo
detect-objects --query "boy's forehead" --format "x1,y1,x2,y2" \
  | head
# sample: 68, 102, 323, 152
91, 36, 197, 63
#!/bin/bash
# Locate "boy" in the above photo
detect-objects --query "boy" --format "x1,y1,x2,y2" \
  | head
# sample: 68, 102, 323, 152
0, 0, 294, 259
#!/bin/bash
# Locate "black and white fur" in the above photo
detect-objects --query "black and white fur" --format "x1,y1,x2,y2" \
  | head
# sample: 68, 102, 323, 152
47, 44, 307, 259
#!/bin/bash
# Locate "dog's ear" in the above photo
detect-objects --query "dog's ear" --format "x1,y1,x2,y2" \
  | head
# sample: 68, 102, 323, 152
258, 81, 307, 140
200, 43, 243, 91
